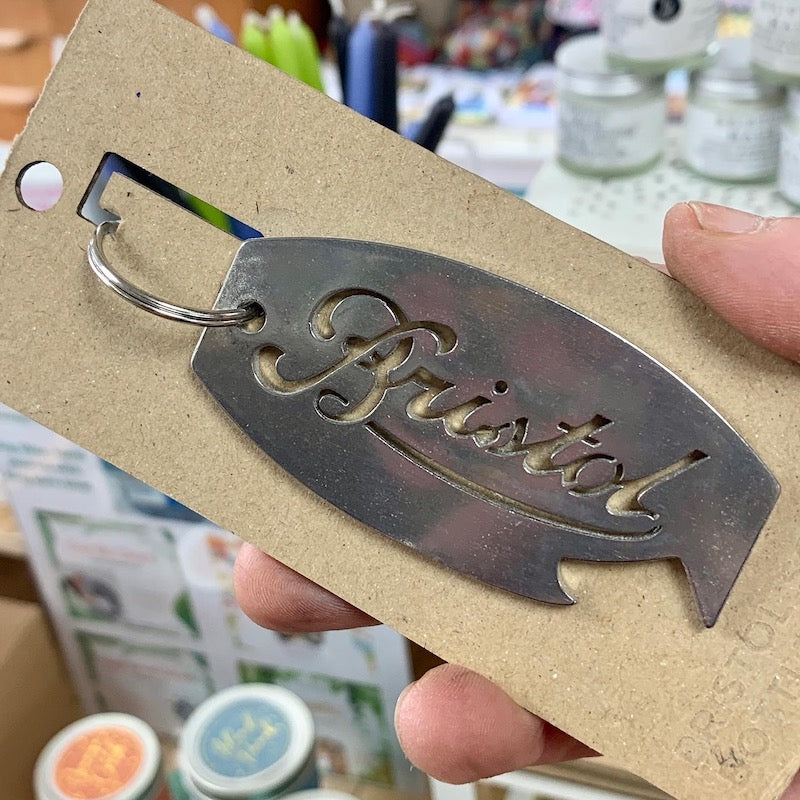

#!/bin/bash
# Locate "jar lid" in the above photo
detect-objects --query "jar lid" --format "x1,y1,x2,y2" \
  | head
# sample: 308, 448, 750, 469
180, 684, 315, 800
555, 34, 661, 97
34, 714, 161, 800
693, 38, 784, 102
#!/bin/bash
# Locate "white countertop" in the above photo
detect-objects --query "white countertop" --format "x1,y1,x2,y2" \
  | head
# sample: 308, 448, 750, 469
527, 129, 797, 263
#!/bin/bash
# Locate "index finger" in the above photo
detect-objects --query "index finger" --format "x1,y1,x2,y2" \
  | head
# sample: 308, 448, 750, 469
234, 543, 377, 632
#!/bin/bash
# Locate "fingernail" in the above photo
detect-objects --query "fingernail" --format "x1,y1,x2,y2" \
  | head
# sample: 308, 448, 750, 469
688, 202, 767, 234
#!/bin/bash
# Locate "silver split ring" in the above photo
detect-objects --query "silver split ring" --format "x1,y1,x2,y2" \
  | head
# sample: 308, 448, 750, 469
87, 220, 260, 327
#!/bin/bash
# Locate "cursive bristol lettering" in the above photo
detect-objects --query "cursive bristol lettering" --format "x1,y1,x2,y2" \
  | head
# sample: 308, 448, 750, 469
193, 236, 781, 626
255, 289, 707, 527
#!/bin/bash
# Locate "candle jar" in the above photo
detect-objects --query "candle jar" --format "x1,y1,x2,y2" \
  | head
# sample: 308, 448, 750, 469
779, 90, 800, 205
556, 34, 665, 177
685, 38, 785, 182
601, 0, 720, 75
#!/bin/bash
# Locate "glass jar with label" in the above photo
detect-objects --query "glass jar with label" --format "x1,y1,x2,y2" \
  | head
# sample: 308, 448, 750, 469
35, 714, 163, 800
779, 90, 800, 205
555, 34, 665, 177
178, 684, 317, 800
752, 0, 800, 86
601, 0, 720, 74
684, 38, 785, 183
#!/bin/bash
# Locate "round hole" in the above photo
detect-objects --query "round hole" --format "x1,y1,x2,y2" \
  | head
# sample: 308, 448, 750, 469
493, 380, 509, 396
241, 301, 266, 333
16, 161, 64, 211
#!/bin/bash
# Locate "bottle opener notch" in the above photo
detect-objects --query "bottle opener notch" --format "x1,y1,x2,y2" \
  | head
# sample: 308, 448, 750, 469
188, 236, 780, 628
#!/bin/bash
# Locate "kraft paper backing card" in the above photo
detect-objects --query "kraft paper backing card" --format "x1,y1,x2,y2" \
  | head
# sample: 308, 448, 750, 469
1, 2, 799, 797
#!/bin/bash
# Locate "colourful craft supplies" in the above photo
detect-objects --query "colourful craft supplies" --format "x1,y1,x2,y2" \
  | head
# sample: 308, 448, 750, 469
288, 11, 325, 92
346, 11, 379, 121
240, 10, 273, 63
194, 3, 236, 44
237, 6, 323, 93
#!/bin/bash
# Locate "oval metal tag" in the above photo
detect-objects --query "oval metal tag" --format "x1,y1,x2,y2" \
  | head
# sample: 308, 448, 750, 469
192, 237, 780, 627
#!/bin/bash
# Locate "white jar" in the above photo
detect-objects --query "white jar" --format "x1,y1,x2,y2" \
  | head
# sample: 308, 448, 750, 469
684, 38, 785, 182
34, 714, 162, 800
601, 0, 720, 74
779, 89, 800, 205
752, 0, 800, 86
178, 684, 317, 800
556, 34, 665, 177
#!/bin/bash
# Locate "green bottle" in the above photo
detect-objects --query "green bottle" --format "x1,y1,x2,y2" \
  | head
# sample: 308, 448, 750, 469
240, 11, 273, 64
266, 7, 303, 81
288, 11, 324, 91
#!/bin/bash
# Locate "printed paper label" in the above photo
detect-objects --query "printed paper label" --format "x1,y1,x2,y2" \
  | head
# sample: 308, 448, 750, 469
558, 97, 664, 170
753, 0, 800, 76
685, 105, 782, 180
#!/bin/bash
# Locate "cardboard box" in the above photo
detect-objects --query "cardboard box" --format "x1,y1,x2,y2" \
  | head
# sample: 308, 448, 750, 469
0, 596, 83, 800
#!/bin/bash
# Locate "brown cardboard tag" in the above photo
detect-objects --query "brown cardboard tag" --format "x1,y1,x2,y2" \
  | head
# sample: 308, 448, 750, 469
1, 2, 799, 798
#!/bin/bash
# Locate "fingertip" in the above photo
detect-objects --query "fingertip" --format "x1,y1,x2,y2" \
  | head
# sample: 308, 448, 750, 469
233, 541, 264, 579
233, 544, 377, 633
394, 665, 594, 783
781, 772, 800, 800
664, 202, 701, 232
662, 203, 800, 363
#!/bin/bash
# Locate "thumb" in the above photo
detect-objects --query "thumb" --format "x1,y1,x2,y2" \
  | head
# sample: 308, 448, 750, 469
663, 202, 800, 363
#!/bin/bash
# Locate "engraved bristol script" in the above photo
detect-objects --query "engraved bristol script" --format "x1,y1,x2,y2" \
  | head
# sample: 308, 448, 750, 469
255, 289, 708, 541
192, 237, 780, 626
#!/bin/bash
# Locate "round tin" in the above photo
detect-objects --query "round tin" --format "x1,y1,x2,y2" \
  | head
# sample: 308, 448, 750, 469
179, 684, 317, 800
555, 34, 665, 176
34, 714, 162, 800
685, 38, 785, 182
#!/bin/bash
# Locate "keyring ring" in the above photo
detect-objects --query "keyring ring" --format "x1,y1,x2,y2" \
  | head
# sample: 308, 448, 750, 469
87, 220, 261, 327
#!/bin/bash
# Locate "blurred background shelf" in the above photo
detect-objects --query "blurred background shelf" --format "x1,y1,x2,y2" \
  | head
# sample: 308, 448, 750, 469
0, 499, 24, 558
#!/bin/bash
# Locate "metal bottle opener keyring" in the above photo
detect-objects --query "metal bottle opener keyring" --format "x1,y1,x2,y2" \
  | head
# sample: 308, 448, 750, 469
88, 220, 780, 628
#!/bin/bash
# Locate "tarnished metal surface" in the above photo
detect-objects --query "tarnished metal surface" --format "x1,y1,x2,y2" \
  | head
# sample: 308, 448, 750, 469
193, 237, 779, 627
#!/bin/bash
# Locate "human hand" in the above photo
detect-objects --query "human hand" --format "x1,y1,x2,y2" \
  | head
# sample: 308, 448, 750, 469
234, 202, 800, 795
